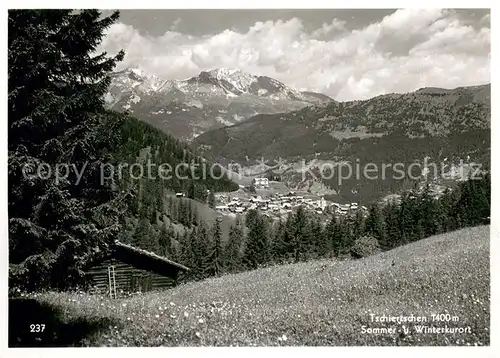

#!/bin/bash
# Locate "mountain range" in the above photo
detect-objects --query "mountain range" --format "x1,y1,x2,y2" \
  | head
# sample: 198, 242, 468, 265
105, 67, 490, 203
193, 83, 490, 203
194, 83, 490, 161
105, 68, 334, 141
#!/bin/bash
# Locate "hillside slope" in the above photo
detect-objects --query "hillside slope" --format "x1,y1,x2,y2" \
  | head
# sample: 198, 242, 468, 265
103, 113, 239, 259
195, 84, 490, 161
22, 225, 489, 346
194, 84, 490, 203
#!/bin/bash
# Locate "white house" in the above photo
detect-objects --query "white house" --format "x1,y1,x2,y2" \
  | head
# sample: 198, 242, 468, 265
253, 177, 269, 188
317, 197, 327, 210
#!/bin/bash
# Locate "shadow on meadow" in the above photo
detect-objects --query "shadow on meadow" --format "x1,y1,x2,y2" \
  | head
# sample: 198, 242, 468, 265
9, 298, 118, 347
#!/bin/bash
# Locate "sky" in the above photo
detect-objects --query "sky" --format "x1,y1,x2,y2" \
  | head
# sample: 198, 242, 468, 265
98, 9, 490, 101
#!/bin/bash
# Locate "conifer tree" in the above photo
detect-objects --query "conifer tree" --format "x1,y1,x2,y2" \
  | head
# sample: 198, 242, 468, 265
158, 223, 173, 257
207, 218, 223, 277
329, 216, 349, 256
193, 221, 210, 279
382, 202, 401, 249
178, 228, 194, 280
324, 216, 338, 257
270, 219, 286, 263
310, 218, 327, 258
290, 206, 311, 262
245, 208, 259, 229
191, 204, 199, 227
171, 198, 179, 223
224, 221, 244, 272
418, 184, 440, 237
8, 9, 127, 290
281, 212, 295, 260
351, 210, 366, 240
208, 191, 215, 209
187, 181, 196, 200
365, 204, 388, 249
437, 188, 455, 232
243, 210, 269, 269
398, 193, 415, 245
131, 218, 158, 253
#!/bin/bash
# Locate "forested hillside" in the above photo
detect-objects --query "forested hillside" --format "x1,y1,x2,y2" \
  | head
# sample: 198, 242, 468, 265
194, 84, 490, 203
171, 173, 490, 282
7, 10, 237, 293
7, 9, 491, 296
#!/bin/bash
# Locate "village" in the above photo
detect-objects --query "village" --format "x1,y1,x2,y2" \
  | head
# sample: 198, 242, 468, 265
214, 177, 369, 220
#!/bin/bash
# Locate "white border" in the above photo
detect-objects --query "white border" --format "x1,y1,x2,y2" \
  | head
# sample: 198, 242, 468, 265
1, 1, 497, 9
1, 1, 497, 358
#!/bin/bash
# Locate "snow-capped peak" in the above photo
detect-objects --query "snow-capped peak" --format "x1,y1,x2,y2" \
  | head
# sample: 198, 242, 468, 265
187, 68, 258, 95
110, 67, 314, 102
129, 67, 147, 78
115, 67, 168, 92
206, 67, 250, 78
192, 68, 307, 100
206, 68, 257, 93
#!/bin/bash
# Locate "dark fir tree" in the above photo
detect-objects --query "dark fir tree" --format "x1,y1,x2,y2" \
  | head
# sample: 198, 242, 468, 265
281, 212, 295, 260
418, 184, 441, 237
398, 193, 415, 245
324, 216, 338, 257
158, 223, 174, 258
310, 218, 327, 258
332, 216, 350, 256
224, 220, 244, 272
290, 206, 312, 262
208, 191, 215, 209
382, 201, 401, 249
193, 221, 210, 279
243, 210, 269, 269
8, 10, 127, 291
365, 204, 387, 249
207, 218, 223, 277
270, 219, 286, 263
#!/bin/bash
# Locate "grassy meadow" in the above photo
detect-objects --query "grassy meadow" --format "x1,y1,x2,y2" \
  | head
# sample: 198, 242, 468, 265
10, 225, 490, 347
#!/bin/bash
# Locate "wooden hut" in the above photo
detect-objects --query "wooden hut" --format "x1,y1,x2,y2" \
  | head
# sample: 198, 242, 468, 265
86, 241, 189, 297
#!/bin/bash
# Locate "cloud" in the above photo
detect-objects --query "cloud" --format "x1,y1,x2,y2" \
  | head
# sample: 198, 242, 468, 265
169, 18, 182, 31
310, 19, 346, 39
98, 9, 490, 101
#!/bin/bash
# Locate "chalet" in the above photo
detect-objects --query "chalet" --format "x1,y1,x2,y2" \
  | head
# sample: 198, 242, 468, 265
253, 177, 269, 189
339, 204, 350, 213
87, 241, 189, 298
249, 196, 260, 203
